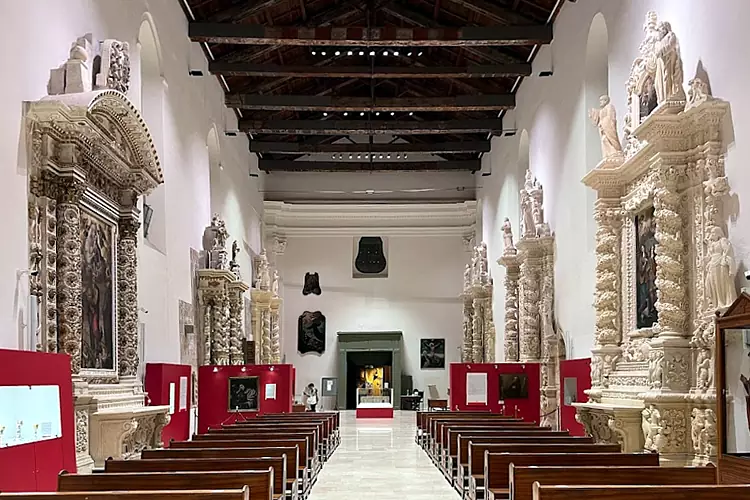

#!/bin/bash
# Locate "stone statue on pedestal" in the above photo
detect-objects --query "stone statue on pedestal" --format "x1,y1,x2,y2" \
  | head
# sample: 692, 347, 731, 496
704, 226, 737, 311
229, 240, 241, 278
652, 21, 684, 103
589, 95, 623, 159
502, 217, 517, 255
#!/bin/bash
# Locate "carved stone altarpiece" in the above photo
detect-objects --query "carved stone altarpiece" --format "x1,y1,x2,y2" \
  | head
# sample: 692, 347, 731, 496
461, 242, 496, 363
197, 216, 250, 366
499, 171, 561, 429
27, 34, 168, 471
252, 249, 282, 364
574, 12, 734, 466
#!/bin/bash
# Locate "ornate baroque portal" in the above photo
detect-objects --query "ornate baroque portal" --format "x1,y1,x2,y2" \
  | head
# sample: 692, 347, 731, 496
575, 12, 737, 465
27, 34, 169, 471
499, 171, 561, 429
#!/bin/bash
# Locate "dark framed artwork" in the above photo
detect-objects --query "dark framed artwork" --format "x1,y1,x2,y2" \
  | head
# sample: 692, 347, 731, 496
303, 272, 321, 295
420, 339, 445, 369
635, 207, 658, 329
353, 236, 388, 278
80, 211, 115, 370
298, 311, 326, 355
228, 376, 259, 411
499, 373, 529, 399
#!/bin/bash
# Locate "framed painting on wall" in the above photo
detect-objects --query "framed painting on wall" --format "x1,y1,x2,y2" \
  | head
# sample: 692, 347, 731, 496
298, 311, 326, 354
499, 373, 529, 399
635, 207, 658, 329
420, 339, 445, 369
80, 210, 116, 371
228, 376, 259, 411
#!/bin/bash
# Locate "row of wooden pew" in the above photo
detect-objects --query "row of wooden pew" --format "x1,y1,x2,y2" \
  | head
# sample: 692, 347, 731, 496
415, 410, 749, 500
1, 412, 340, 500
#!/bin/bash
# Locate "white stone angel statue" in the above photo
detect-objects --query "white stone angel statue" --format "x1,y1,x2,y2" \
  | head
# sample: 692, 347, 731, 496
704, 226, 737, 310
502, 217, 516, 254
588, 95, 623, 159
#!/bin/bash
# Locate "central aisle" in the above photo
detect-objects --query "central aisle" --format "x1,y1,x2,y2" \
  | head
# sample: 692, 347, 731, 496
309, 411, 458, 500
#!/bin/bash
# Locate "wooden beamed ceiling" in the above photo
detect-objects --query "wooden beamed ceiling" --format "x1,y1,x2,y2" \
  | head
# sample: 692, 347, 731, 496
181, 0, 562, 172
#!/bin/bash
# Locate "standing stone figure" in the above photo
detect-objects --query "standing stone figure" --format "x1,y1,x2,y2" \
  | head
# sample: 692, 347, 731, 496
502, 217, 516, 255
653, 21, 684, 103
520, 190, 535, 238
704, 226, 737, 310
589, 95, 623, 159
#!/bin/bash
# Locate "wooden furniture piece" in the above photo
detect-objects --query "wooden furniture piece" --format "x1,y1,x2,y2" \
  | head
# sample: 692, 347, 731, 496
428, 399, 448, 410
401, 394, 422, 411
715, 292, 750, 483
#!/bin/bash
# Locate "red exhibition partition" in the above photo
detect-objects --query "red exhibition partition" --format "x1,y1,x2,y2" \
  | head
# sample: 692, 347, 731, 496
449, 362, 541, 423
144, 363, 192, 446
0, 349, 76, 492
198, 364, 294, 433
559, 358, 591, 436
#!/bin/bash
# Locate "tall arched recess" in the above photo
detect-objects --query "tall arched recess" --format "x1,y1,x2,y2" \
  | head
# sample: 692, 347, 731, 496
138, 15, 167, 253
207, 125, 222, 215
584, 13, 609, 238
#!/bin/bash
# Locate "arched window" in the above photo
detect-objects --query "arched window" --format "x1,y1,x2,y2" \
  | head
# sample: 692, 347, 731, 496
138, 15, 167, 253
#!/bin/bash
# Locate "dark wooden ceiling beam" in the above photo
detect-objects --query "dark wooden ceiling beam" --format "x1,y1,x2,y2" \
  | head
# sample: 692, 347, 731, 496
259, 159, 480, 172
189, 23, 553, 46
445, 0, 536, 25
206, 0, 285, 23
210, 61, 531, 78
250, 140, 490, 154
227, 94, 515, 111
239, 119, 503, 135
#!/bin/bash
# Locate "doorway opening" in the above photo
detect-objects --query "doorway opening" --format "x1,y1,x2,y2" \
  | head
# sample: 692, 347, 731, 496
345, 350, 393, 409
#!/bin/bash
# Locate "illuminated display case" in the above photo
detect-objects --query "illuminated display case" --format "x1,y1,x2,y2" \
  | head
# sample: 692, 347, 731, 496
356, 387, 393, 408
0, 385, 62, 448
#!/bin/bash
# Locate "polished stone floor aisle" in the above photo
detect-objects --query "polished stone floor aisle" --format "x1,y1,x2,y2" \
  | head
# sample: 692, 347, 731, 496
308, 411, 457, 500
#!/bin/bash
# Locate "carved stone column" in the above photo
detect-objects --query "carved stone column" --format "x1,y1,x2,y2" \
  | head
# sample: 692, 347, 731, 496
117, 217, 140, 377
228, 280, 249, 365
270, 297, 282, 364
251, 289, 273, 364
499, 254, 520, 362
516, 242, 542, 362
461, 293, 474, 362
198, 269, 241, 365
56, 178, 85, 375
589, 201, 623, 394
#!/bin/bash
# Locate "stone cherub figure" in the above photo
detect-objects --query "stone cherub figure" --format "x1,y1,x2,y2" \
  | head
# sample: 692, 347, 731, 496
704, 226, 737, 311
589, 95, 623, 159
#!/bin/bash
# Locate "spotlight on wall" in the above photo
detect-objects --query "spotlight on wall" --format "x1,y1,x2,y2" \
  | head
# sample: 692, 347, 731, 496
269, 366, 275, 371
213, 367, 219, 373
241, 366, 246, 372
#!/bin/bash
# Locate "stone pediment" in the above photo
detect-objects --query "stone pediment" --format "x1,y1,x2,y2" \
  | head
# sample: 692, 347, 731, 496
28, 89, 163, 199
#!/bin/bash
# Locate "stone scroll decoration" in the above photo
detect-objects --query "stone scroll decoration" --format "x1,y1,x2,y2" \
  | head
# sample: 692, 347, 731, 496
499, 171, 559, 429
27, 34, 163, 471
198, 215, 250, 366
575, 12, 735, 466
460, 242, 495, 363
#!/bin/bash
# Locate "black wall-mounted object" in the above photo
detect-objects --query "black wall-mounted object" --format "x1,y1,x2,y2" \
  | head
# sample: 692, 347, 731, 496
303, 272, 321, 295
354, 236, 387, 276
298, 311, 326, 355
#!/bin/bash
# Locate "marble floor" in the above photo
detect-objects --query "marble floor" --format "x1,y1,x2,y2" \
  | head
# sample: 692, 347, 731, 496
309, 411, 457, 500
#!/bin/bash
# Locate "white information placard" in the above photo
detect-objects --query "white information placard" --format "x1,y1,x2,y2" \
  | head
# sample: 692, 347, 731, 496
265, 383, 277, 400
0, 385, 62, 448
466, 373, 488, 404
178, 376, 188, 411
169, 382, 176, 415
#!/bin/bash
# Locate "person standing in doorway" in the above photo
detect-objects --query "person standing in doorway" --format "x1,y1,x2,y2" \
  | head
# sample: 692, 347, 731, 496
304, 383, 319, 412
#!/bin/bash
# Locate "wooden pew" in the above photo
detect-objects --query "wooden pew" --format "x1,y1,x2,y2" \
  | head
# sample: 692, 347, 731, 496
508, 465, 718, 500
436, 425, 554, 470
193, 433, 319, 483
0, 490, 250, 500
254, 415, 339, 457
445, 430, 571, 480
222, 423, 325, 461
466, 443, 622, 500
140, 448, 298, 500
417, 412, 499, 446
58, 470, 277, 500
532, 484, 750, 500
428, 419, 532, 458
99, 461, 275, 500
483, 453, 660, 500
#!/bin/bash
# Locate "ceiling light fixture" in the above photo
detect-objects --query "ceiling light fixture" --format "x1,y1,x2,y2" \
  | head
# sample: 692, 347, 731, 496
349, 154, 353, 159
312, 50, 317, 55
323, 112, 328, 116
393, 51, 399, 56
343, 112, 348, 116
404, 154, 408, 159
359, 50, 364, 56
369, 50, 375, 56
390, 111, 395, 116
379, 154, 384, 159
321, 51, 327, 56
347, 50, 353, 56
375, 111, 380, 116
335, 50, 341, 56
332, 154, 335, 159
365, 154, 369, 159
397, 154, 401, 159
387, 154, 391, 159
357, 154, 361, 159
407, 51, 413, 56
417, 51, 423, 56
360, 111, 365, 116
409, 112, 414, 116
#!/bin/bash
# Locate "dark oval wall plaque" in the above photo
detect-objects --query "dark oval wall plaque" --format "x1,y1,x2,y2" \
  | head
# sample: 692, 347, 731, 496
355, 236, 386, 274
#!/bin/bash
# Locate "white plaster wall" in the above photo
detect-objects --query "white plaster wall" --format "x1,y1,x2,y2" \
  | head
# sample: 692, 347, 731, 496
0, 1, 263, 362
279, 235, 465, 398
480, 0, 750, 359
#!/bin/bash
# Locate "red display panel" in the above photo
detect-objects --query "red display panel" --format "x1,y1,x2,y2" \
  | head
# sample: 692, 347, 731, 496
0, 349, 76, 491
449, 362, 541, 423
198, 364, 294, 433
144, 363, 192, 446
559, 358, 591, 436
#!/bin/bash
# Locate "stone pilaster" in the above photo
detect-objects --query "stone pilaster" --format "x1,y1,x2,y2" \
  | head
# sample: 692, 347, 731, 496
117, 217, 140, 377
251, 289, 273, 364
228, 280, 249, 365
56, 179, 85, 375
460, 293, 474, 362
270, 297, 281, 364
